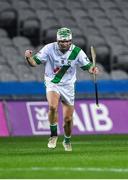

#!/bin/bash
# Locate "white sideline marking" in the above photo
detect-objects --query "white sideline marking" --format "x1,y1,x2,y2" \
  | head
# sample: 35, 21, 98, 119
0, 167, 128, 173
7, 140, 128, 145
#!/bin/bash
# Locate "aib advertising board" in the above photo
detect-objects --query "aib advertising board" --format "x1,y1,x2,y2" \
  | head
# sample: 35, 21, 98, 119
5, 100, 128, 136
0, 102, 9, 136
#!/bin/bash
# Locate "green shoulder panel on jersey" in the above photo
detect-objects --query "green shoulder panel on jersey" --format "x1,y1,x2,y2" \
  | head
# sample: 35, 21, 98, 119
33, 55, 42, 64
81, 63, 93, 70
68, 46, 81, 60
51, 45, 81, 84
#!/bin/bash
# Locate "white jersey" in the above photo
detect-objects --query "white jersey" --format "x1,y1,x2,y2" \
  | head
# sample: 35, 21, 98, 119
34, 42, 92, 85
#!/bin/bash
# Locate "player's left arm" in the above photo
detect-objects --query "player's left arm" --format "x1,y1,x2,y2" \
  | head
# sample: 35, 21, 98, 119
78, 50, 99, 74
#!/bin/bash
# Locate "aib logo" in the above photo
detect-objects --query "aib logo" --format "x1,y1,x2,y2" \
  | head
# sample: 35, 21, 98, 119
26, 102, 50, 135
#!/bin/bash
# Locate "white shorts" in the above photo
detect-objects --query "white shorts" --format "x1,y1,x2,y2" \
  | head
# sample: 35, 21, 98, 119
45, 81, 75, 106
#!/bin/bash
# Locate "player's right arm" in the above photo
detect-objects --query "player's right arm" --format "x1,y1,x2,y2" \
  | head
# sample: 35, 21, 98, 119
25, 50, 37, 67
25, 45, 49, 67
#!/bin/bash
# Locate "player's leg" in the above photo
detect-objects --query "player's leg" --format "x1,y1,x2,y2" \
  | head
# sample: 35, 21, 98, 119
62, 102, 74, 151
47, 91, 60, 148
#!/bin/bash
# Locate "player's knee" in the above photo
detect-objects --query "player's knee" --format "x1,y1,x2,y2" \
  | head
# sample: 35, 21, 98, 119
49, 105, 57, 113
64, 116, 73, 122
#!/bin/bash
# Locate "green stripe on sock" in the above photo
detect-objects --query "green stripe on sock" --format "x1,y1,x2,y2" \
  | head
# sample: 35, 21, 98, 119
64, 135, 71, 144
50, 124, 57, 137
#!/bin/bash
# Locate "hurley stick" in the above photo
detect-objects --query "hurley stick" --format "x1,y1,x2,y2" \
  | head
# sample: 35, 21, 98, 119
91, 46, 99, 107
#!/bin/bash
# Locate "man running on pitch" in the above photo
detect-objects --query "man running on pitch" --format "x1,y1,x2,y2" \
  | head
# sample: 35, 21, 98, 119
25, 27, 99, 151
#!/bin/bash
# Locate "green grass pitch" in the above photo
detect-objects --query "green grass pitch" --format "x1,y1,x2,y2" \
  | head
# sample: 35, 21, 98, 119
0, 134, 128, 179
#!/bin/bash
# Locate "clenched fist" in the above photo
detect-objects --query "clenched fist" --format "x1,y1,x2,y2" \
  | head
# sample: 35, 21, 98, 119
89, 66, 99, 74
25, 50, 33, 59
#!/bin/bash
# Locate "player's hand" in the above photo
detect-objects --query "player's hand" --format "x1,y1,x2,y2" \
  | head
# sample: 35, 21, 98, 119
89, 66, 99, 74
25, 50, 33, 59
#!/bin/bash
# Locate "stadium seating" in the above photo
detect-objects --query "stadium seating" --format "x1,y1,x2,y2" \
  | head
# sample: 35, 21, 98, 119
0, 0, 18, 36
11, 0, 30, 9
0, 28, 8, 37
0, 71, 18, 81
0, 0, 128, 82
47, 0, 66, 9
29, 0, 48, 9
110, 69, 128, 80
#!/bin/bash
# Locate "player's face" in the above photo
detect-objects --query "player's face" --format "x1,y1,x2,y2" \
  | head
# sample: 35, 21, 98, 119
58, 40, 72, 52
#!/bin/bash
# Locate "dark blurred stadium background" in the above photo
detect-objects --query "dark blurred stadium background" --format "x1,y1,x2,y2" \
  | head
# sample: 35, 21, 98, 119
0, 0, 128, 137
0, 0, 128, 96
0, 0, 128, 82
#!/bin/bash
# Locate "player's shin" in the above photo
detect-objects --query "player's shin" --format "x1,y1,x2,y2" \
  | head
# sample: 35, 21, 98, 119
63, 119, 73, 143
48, 107, 58, 137
48, 109, 58, 148
50, 123, 58, 137
63, 119, 73, 151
